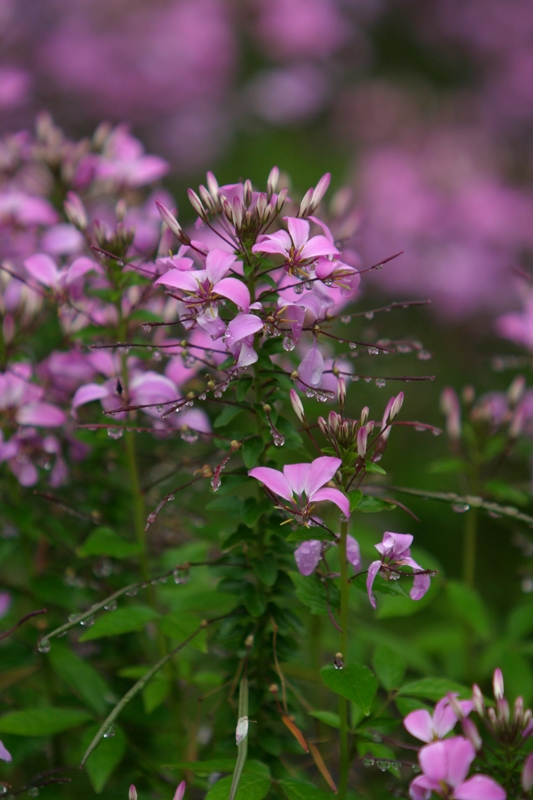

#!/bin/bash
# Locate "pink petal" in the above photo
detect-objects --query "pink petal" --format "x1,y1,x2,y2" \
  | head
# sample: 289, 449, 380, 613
444, 737, 475, 787
305, 455, 342, 497
173, 781, 186, 800
454, 775, 506, 800
312, 487, 350, 518
294, 540, 322, 575
72, 383, 110, 411
235, 341, 258, 367
205, 248, 237, 283
226, 313, 263, 342
65, 256, 100, 285
298, 342, 324, 388
249, 467, 293, 503
300, 235, 340, 260
410, 572, 431, 601
283, 463, 310, 497
252, 230, 291, 256
346, 535, 361, 569
286, 217, 310, 251
215, 277, 250, 310
409, 775, 437, 799
155, 269, 199, 292
419, 741, 449, 783
366, 560, 381, 609
0, 740, 11, 762
404, 710, 434, 743
0, 592, 11, 618
24, 253, 59, 287
16, 402, 66, 427
12, 460, 38, 486
432, 698, 461, 739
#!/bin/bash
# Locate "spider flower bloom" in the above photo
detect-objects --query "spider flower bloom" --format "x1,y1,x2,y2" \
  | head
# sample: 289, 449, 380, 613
409, 737, 505, 800
252, 216, 339, 275
404, 695, 474, 743
367, 532, 431, 609
249, 456, 349, 523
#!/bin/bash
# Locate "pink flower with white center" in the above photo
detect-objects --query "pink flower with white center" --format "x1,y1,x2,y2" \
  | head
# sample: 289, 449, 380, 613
409, 737, 505, 800
404, 696, 474, 743
24, 253, 100, 302
249, 456, 349, 524
366, 532, 431, 609
295, 534, 360, 576
252, 216, 339, 276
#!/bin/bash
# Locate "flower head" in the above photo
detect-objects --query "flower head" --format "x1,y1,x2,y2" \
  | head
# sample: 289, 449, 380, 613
366, 532, 431, 609
404, 695, 474, 743
252, 216, 338, 276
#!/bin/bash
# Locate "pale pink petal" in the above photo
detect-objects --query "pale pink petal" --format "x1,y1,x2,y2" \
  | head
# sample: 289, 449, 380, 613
0, 740, 11, 762
454, 775, 506, 800
0, 592, 11, 618
72, 383, 110, 410
12, 460, 38, 486
444, 737, 475, 787
286, 217, 310, 251
346, 535, 361, 569
300, 235, 339, 260
215, 278, 250, 310
65, 257, 100, 285
366, 560, 382, 610
418, 741, 448, 783
404, 710, 434, 743
294, 540, 322, 575
24, 253, 59, 288
312, 488, 350, 518
205, 249, 237, 283
283, 463, 310, 497
304, 455, 342, 497
173, 782, 186, 800
227, 313, 263, 342
432, 698, 460, 739
155, 270, 199, 292
409, 775, 436, 800
298, 342, 324, 388
252, 230, 291, 256
235, 341, 258, 367
410, 572, 431, 601
16, 402, 66, 427
249, 466, 293, 503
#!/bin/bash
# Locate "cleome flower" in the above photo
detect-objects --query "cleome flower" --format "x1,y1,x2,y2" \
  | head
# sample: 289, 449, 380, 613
249, 455, 349, 525
252, 216, 339, 276
366, 532, 431, 609
404, 695, 474, 743
294, 534, 360, 576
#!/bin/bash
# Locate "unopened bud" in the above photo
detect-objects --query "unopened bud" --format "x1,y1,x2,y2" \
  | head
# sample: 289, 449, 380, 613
514, 695, 524, 725
357, 426, 368, 458
440, 387, 461, 440
509, 403, 526, 439
173, 782, 186, 800
269, 683, 279, 693
243, 179, 253, 208
328, 410, 340, 433
337, 376, 346, 409
129, 786, 137, 800
461, 717, 482, 750
206, 171, 220, 202
389, 391, 404, 422
522, 754, 533, 791
156, 201, 183, 239
298, 187, 314, 217
360, 406, 369, 426
64, 191, 88, 230
276, 187, 289, 213
256, 193, 267, 221
493, 668, 505, 701
290, 389, 306, 425
222, 197, 234, 222
232, 197, 243, 229
318, 416, 328, 436
508, 375, 526, 406
497, 697, 510, 723
187, 188, 208, 220
472, 684, 485, 716
309, 173, 331, 211
267, 166, 279, 197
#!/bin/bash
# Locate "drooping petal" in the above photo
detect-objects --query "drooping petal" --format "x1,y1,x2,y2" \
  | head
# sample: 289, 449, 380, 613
154, 269, 200, 293
312, 488, 350, 518
72, 383, 110, 411
0, 740, 12, 762
294, 540, 322, 576
16, 402, 66, 427
375, 532, 413, 559
235, 341, 258, 368
304, 455, 342, 498
454, 775, 506, 800
408, 775, 436, 800
346, 535, 361, 569
286, 217, 310, 251
366, 560, 382, 610
24, 253, 59, 288
404, 709, 435, 743
418, 741, 449, 783
215, 277, 250, 310
410, 571, 431, 602
249, 467, 293, 503
173, 781, 187, 800
226, 313, 263, 343
252, 230, 291, 256
298, 342, 324, 388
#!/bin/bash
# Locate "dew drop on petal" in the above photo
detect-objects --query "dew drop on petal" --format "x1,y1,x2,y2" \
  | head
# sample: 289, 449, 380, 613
294, 283, 304, 295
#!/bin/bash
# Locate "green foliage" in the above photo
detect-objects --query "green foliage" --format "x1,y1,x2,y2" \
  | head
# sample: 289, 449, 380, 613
0, 708, 92, 736
320, 664, 378, 715
76, 526, 143, 558
78, 605, 159, 641
81, 724, 126, 793
372, 645, 406, 691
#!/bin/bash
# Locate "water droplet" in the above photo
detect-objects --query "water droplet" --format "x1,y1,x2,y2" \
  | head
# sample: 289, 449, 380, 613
377, 760, 390, 772
273, 434, 285, 447
351, 375, 360, 382
372, 733, 383, 742
199, 393, 207, 401
37, 638, 50, 653
417, 350, 432, 361
304, 281, 313, 291
364, 377, 372, 383
305, 389, 315, 399
27, 788, 39, 797
104, 599, 117, 611
412, 765, 421, 773
294, 283, 304, 295
282, 336, 296, 352
452, 503, 470, 514
80, 615, 95, 627
108, 428, 124, 439
93, 558, 113, 578
152, 351, 162, 361
397, 344, 412, 354
142, 323, 152, 333
125, 588, 138, 597
180, 429, 199, 443
414, 426, 426, 432
348, 341, 357, 350
159, 576, 168, 584
103, 725, 116, 738
0, 787, 7, 795
375, 378, 386, 388
367, 347, 379, 356
68, 613, 81, 623
341, 316, 351, 324
365, 311, 374, 320
362, 759, 374, 767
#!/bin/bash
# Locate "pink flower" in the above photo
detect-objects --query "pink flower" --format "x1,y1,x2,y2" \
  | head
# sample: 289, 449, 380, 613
294, 534, 360, 575
366, 532, 431, 609
0, 369, 66, 428
409, 737, 505, 799
404, 696, 474, 743
252, 216, 338, 275
224, 313, 264, 367
249, 456, 349, 522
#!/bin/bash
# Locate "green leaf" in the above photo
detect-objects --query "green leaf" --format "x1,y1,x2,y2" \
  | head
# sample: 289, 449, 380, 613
428, 458, 466, 475
206, 771, 271, 800
357, 496, 395, 513
290, 572, 328, 615
372, 645, 406, 691
446, 581, 491, 639
214, 406, 245, 429
252, 554, 278, 586
485, 480, 530, 506
285, 528, 334, 543
507, 605, 533, 640
320, 663, 378, 715
175, 760, 236, 774
143, 677, 170, 714
308, 710, 340, 729
158, 612, 207, 653
280, 778, 335, 800
242, 497, 271, 527
48, 644, 110, 714
398, 677, 470, 701
0, 707, 92, 736
365, 461, 387, 475
236, 375, 253, 402
243, 584, 267, 617
76, 527, 142, 559
78, 606, 159, 641
348, 489, 362, 511
243, 437, 265, 469
82, 724, 126, 793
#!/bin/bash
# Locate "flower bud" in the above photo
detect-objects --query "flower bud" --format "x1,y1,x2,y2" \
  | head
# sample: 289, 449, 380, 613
360, 406, 369, 426
290, 389, 306, 426
514, 695, 524, 725
173, 780, 187, 800
276, 187, 288, 213
497, 698, 510, 723
199, 185, 217, 214
232, 197, 243, 229
129, 786, 138, 800
509, 403, 526, 439
493, 668, 505, 701
298, 187, 314, 218
156, 201, 183, 239
523, 754, 533, 792
64, 191, 88, 230
256, 193, 268, 221
357, 426, 368, 458
328, 410, 340, 433
222, 197, 234, 222
187, 188, 208, 220
206, 171, 219, 203
508, 375, 526, 406
318, 416, 328, 436
462, 385, 475, 405
440, 387, 461, 440
309, 172, 331, 211
267, 166, 279, 197
472, 684, 485, 716
337, 376, 346, 410
243, 179, 253, 208
461, 717, 482, 750
389, 391, 404, 421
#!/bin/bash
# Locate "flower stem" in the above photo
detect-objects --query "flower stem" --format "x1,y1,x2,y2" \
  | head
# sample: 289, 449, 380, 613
463, 507, 477, 589
338, 517, 350, 799
124, 429, 150, 585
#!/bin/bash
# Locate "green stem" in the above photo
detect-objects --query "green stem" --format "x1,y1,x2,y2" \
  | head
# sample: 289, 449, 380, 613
124, 429, 150, 584
338, 518, 350, 799
463, 507, 477, 589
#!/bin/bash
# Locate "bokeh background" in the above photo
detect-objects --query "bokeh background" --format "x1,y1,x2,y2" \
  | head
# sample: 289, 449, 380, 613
3, 0, 533, 718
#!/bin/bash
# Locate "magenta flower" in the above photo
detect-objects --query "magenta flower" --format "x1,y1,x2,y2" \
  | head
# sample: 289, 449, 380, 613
404, 696, 474, 743
294, 534, 360, 576
249, 456, 349, 523
252, 216, 339, 275
0, 368, 66, 428
366, 532, 431, 609
24, 253, 100, 301
409, 737, 505, 800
